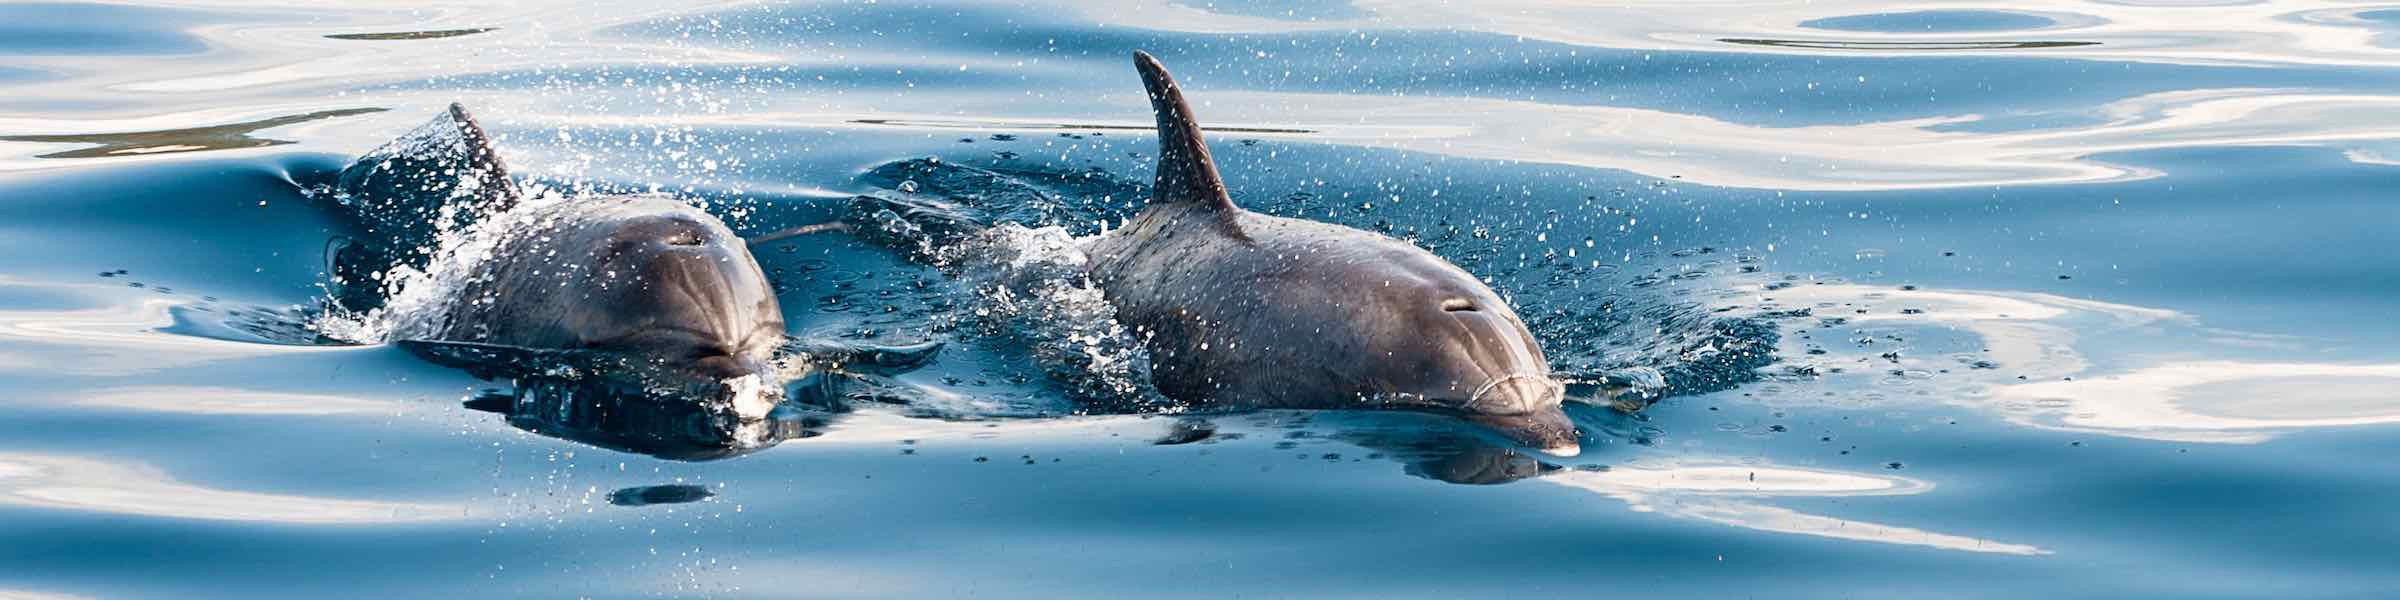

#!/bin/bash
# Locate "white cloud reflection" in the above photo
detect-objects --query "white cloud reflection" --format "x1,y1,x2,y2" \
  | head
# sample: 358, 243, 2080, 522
5, 1, 2397, 192
0, 453, 461, 524
1185, 87, 2400, 191
1760, 283, 2400, 443
1993, 361, 2400, 444
547, 85, 2400, 192
1080, 0, 2400, 68
0, 589, 95, 600
1540, 461, 2048, 555
0, 278, 331, 375
80, 386, 393, 416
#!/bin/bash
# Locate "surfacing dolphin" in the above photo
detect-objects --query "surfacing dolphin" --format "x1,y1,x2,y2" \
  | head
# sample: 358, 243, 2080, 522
1086, 52, 1583, 456
328, 104, 937, 454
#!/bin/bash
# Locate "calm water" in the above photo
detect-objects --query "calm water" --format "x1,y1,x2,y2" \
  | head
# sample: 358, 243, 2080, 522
3, 1, 2399, 598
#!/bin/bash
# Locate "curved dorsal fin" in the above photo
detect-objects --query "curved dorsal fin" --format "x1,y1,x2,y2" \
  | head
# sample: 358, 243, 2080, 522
446, 102, 520, 211
1133, 51, 1245, 237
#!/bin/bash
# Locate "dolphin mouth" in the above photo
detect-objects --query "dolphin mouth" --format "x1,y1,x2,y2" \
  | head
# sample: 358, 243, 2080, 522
1463, 407, 1581, 458
1467, 373, 1566, 413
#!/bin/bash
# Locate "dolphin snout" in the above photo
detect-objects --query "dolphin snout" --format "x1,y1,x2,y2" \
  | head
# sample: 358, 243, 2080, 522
1464, 407, 1581, 458
1465, 374, 1579, 457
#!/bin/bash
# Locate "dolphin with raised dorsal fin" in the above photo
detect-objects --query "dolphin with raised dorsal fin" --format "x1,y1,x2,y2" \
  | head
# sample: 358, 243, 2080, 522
1084, 51, 1582, 456
328, 104, 942, 452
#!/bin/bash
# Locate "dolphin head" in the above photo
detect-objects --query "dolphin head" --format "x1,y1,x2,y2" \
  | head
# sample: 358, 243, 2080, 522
346, 106, 797, 443
1355, 261, 1580, 457
545, 196, 790, 430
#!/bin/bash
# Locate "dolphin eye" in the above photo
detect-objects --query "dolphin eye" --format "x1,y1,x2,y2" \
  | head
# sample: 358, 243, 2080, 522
1441, 298, 1476, 312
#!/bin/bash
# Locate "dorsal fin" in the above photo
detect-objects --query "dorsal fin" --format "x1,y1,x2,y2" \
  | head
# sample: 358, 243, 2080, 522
336, 103, 522, 239
1133, 51, 1245, 237
328, 103, 523, 311
446, 102, 520, 211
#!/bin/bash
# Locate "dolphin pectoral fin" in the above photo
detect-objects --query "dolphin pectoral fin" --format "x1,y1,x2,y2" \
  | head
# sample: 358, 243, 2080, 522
1464, 407, 1583, 458
782, 337, 946, 376
1131, 50, 1248, 241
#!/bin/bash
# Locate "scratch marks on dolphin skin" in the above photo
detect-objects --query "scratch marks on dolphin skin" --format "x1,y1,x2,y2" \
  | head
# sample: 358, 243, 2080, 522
0, 107, 385, 159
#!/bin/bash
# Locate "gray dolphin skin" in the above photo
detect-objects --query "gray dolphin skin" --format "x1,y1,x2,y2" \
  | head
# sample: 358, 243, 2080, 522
431, 193, 792, 422
340, 105, 792, 432
1086, 52, 1582, 456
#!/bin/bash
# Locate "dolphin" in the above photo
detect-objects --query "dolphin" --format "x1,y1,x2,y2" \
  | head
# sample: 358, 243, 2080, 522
328, 104, 938, 449
1084, 52, 1583, 456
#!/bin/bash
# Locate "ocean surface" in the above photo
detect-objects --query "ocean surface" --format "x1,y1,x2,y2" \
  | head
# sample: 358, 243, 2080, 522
3, 1, 2398, 598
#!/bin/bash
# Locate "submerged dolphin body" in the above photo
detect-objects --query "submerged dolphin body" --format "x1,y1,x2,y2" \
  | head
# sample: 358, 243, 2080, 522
328, 105, 938, 453
1084, 52, 1583, 456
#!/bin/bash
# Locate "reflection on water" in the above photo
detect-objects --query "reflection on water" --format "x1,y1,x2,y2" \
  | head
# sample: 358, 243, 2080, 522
1384, 435, 2043, 554
850, 118, 1316, 135
461, 376, 835, 462
0, 453, 457, 524
0, 279, 333, 375
325, 28, 498, 41
1137, 87, 2400, 191
1080, 0, 2400, 67
1539, 461, 2043, 555
1762, 283, 2400, 444
1799, 10, 2068, 33
607, 484, 714, 507
1995, 361, 2400, 444
1719, 38, 2097, 51
79, 385, 392, 416
0, 107, 383, 159
0, 589, 92, 600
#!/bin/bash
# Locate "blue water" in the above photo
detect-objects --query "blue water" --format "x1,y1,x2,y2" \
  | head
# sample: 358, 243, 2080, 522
4, 2, 2399, 598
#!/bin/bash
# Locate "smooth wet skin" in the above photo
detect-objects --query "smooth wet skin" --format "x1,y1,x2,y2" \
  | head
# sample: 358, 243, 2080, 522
1085, 52, 1581, 455
341, 106, 791, 433
434, 195, 790, 419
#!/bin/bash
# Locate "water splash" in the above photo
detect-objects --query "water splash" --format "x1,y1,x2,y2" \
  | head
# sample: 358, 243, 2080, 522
933, 223, 1170, 412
